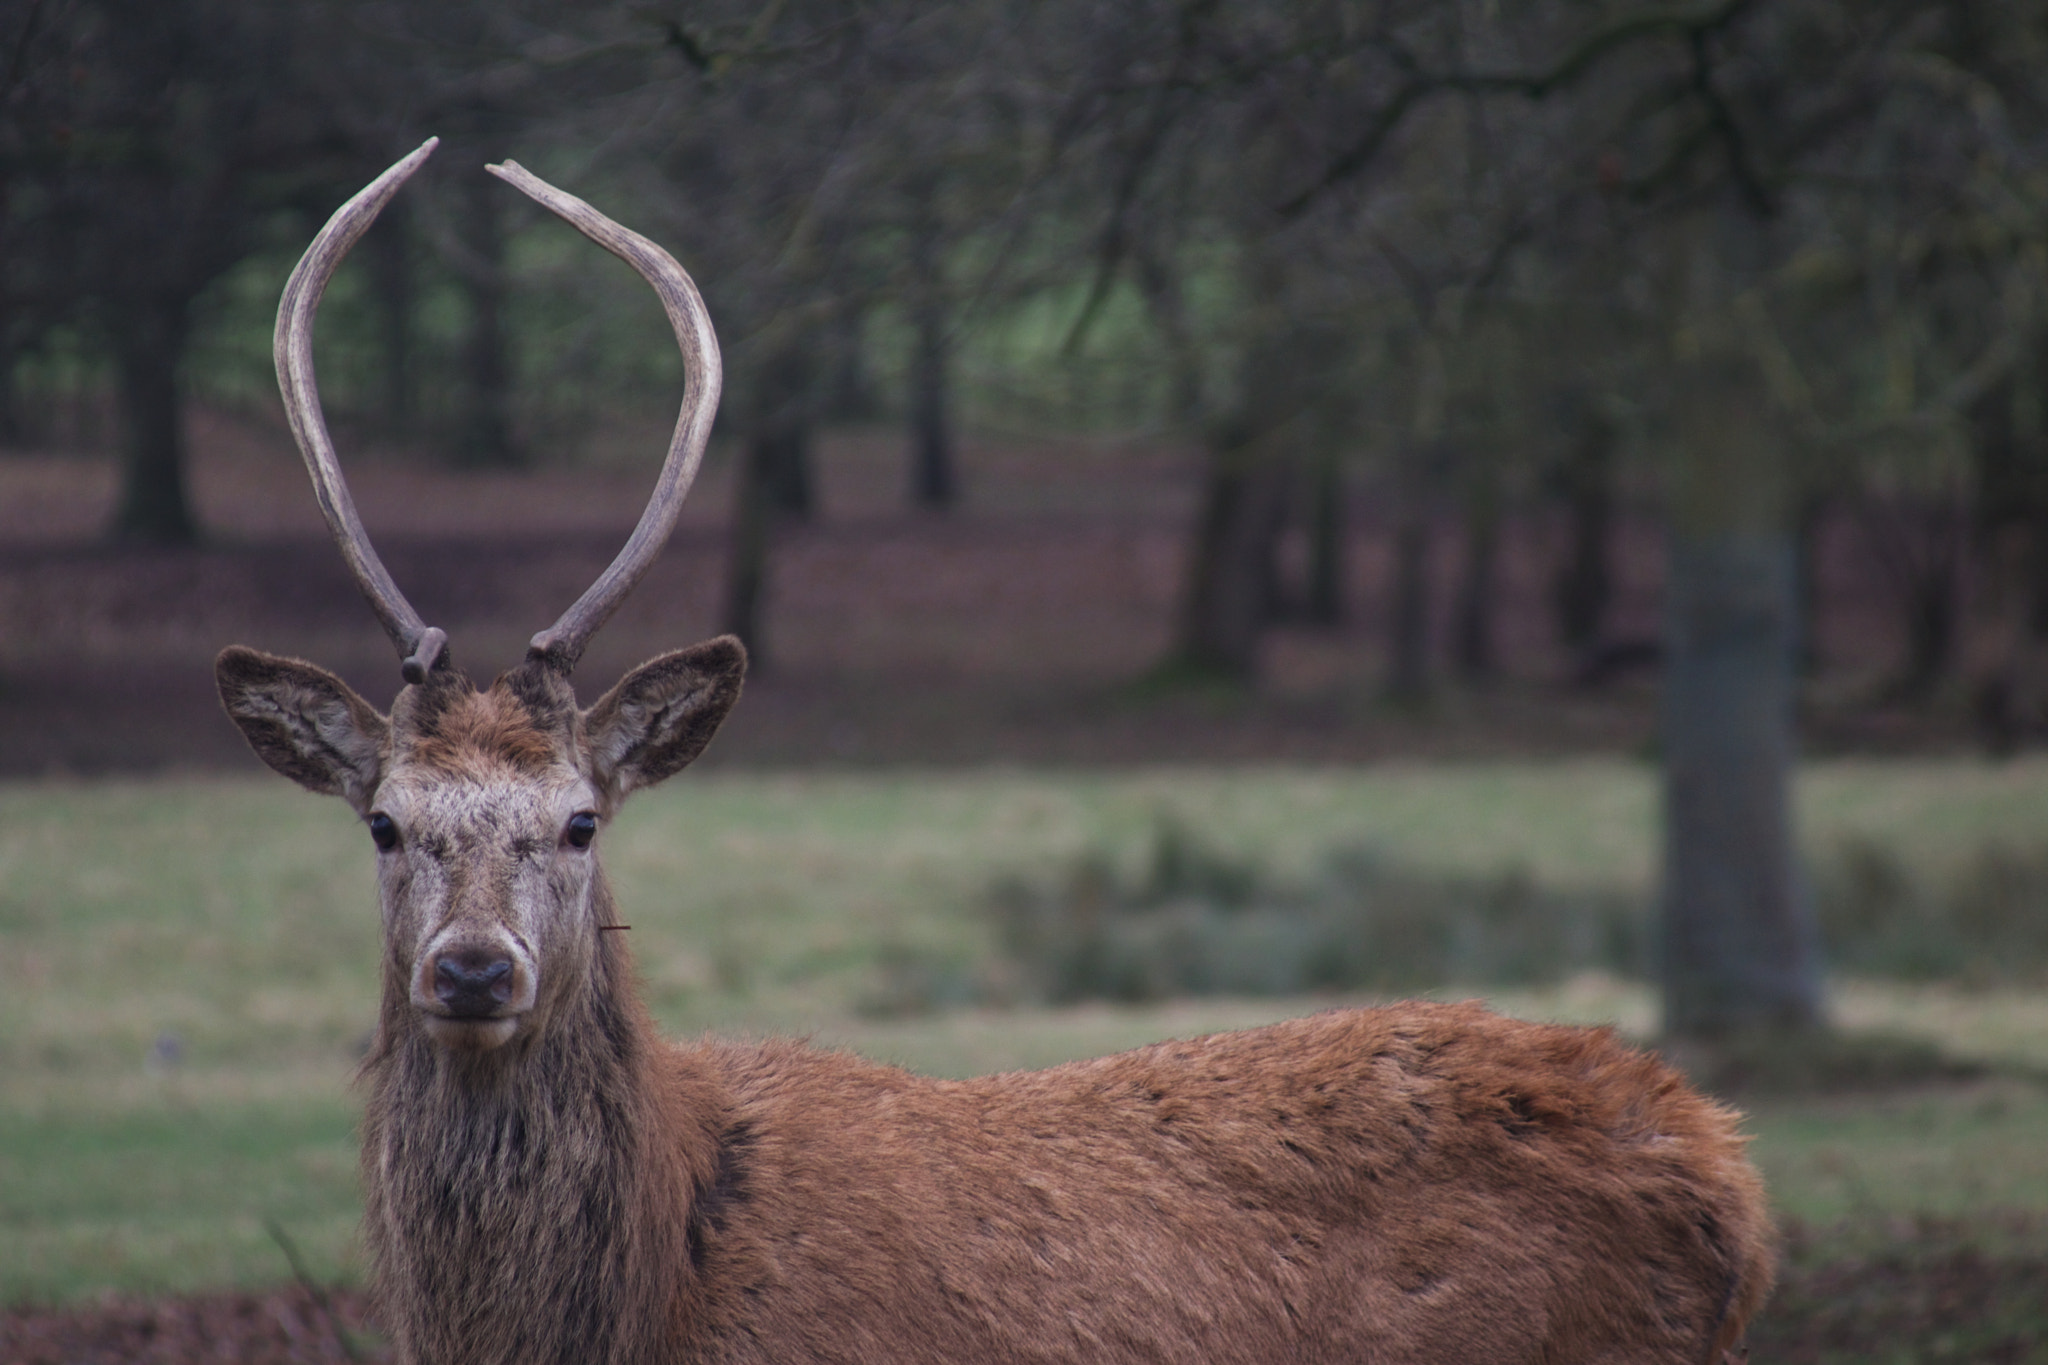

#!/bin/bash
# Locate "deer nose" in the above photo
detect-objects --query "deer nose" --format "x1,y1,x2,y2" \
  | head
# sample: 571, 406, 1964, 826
433, 949, 515, 1017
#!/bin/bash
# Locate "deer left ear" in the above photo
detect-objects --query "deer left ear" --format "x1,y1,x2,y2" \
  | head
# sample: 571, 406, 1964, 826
584, 635, 747, 800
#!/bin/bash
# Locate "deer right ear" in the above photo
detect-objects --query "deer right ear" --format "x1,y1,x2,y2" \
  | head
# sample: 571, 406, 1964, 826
216, 646, 389, 810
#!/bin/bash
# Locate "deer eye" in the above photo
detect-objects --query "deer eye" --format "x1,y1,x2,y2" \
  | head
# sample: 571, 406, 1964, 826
565, 812, 598, 849
368, 813, 400, 852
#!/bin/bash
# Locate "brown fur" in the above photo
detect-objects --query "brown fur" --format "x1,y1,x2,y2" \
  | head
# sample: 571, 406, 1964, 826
217, 638, 1776, 1365
407, 686, 564, 778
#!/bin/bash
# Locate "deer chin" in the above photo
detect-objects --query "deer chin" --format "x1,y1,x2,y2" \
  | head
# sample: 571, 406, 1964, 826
420, 1012, 523, 1053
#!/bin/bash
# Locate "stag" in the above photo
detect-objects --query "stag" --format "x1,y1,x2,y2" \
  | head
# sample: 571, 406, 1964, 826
217, 142, 1774, 1365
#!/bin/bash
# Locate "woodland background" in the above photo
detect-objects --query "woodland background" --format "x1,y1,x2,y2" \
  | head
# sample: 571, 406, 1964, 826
5, 1, 2048, 1359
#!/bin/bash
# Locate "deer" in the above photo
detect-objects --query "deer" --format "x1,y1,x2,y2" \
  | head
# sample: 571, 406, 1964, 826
216, 140, 1775, 1365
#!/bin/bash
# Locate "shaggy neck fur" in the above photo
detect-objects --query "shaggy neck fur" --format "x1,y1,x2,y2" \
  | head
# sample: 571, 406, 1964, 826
361, 879, 727, 1365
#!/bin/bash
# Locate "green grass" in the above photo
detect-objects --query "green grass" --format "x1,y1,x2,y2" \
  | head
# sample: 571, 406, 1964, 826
0, 1094, 361, 1303
1749, 1080, 2048, 1229
5, 760, 2048, 1305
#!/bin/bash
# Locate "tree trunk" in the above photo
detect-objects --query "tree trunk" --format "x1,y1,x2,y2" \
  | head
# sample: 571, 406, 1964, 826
824, 300, 873, 422
1173, 438, 1292, 680
722, 341, 819, 662
109, 295, 199, 544
1975, 510, 2048, 755
1386, 448, 1434, 701
0, 335, 24, 446
1166, 283, 1305, 681
2029, 509, 2048, 642
1304, 454, 1346, 627
1791, 495, 1825, 676
1386, 512, 1431, 700
1661, 533, 1821, 1034
908, 315, 955, 508
722, 431, 778, 666
761, 424, 814, 519
1135, 246, 1204, 428
1860, 496, 1964, 703
368, 194, 415, 438
908, 197, 956, 509
1660, 356, 1823, 1039
1453, 472, 1500, 680
2014, 509, 2048, 744
751, 344, 815, 518
1552, 406, 1615, 660
1892, 509, 1957, 712
1900, 519, 1959, 701
458, 174, 516, 468
1967, 360, 2046, 746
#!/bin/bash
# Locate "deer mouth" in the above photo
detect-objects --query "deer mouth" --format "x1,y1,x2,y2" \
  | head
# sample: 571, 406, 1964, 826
420, 1012, 523, 1052
411, 939, 537, 1050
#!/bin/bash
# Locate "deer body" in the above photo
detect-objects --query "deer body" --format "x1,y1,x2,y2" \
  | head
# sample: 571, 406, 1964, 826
369, 979, 1771, 1365
218, 142, 1774, 1365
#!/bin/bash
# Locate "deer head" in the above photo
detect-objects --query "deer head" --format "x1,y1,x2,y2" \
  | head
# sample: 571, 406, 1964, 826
216, 140, 744, 1055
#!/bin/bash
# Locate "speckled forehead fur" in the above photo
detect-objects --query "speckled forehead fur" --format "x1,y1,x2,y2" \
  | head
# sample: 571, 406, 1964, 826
388, 663, 582, 783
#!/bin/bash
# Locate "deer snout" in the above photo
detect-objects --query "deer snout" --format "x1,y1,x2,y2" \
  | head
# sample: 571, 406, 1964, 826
412, 933, 537, 1046
434, 949, 514, 1017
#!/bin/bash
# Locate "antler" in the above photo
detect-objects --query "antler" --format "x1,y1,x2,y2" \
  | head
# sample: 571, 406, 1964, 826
486, 160, 722, 671
275, 141, 723, 684
276, 138, 447, 683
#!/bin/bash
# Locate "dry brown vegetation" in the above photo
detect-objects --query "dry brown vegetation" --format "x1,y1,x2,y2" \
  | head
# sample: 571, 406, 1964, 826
0, 1286, 383, 1364
0, 409, 2003, 777
8, 1205, 2044, 1362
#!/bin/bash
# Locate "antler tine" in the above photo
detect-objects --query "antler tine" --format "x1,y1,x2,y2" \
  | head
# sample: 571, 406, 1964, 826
485, 160, 723, 674
276, 138, 448, 685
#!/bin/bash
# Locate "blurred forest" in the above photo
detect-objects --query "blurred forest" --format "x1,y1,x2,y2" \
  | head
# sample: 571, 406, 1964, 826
5, 0, 2048, 1044
9, 7, 2048, 1352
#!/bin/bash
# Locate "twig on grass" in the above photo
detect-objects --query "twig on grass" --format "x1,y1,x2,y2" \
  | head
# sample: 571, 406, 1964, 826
264, 1216, 369, 1364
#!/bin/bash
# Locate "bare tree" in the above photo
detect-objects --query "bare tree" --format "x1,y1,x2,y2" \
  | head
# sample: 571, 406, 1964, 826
16, 0, 364, 542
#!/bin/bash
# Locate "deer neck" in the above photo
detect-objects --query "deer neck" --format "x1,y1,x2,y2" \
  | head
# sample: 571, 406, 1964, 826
361, 891, 721, 1365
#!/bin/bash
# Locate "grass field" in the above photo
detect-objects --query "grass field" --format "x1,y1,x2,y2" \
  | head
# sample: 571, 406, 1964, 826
4, 759, 2048, 1309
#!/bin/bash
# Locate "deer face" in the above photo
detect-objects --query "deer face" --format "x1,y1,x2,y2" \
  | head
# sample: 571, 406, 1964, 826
367, 697, 597, 1053
217, 641, 745, 1054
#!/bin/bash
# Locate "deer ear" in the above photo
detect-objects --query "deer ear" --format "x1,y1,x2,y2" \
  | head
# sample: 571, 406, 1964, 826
584, 636, 747, 800
216, 646, 389, 811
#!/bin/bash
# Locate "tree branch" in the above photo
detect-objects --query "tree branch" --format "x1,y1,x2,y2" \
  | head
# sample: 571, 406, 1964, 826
1061, 0, 1217, 356
1687, 25, 1773, 217
2, 0, 46, 103
1281, 0, 1758, 218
